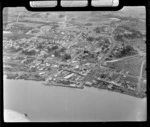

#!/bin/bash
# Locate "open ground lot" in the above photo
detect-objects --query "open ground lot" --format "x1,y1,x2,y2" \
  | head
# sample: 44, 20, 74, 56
106, 56, 144, 76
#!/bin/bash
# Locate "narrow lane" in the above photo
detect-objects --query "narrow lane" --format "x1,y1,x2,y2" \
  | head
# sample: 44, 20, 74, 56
137, 59, 146, 92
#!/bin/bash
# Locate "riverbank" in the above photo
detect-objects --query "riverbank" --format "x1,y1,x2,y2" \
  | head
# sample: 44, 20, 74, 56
4, 73, 146, 98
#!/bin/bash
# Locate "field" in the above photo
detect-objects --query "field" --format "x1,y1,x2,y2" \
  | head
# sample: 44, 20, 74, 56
106, 56, 144, 76
136, 20, 146, 32
4, 33, 33, 41
120, 75, 138, 84
111, 73, 120, 80
130, 40, 146, 52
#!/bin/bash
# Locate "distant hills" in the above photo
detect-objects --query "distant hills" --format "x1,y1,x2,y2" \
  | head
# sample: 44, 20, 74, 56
3, 6, 145, 27
120, 6, 145, 19
90, 6, 145, 19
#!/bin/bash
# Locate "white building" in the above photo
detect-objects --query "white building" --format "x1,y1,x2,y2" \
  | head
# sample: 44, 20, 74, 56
70, 84, 76, 87
64, 73, 74, 79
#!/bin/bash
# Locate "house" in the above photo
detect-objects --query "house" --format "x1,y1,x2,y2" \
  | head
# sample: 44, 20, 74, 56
46, 63, 50, 66
21, 59, 27, 64
39, 67, 44, 71
39, 72, 45, 76
92, 80, 97, 84
74, 65, 79, 68
52, 64, 58, 67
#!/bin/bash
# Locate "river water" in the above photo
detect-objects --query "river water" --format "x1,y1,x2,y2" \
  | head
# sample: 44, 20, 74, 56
3, 75, 146, 122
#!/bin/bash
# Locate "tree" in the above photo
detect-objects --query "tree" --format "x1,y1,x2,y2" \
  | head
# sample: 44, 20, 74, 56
22, 50, 36, 56
59, 14, 65, 18
121, 45, 135, 56
85, 23, 92, 26
62, 54, 71, 61
87, 36, 95, 42
59, 47, 66, 52
54, 51, 60, 57
116, 45, 137, 58
52, 45, 58, 50
94, 27, 103, 33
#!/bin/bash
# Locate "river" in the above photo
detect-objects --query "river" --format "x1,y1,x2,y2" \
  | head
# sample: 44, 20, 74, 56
3, 75, 146, 122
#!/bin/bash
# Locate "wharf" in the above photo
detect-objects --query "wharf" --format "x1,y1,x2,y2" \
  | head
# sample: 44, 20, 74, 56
43, 81, 84, 89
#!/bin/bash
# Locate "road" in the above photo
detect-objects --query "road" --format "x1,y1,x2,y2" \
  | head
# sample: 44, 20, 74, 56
137, 59, 146, 92
68, 28, 90, 48
72, 25, 119, 74
3, 53, 35, 58
97, 36, 117, 66
95, 22, 121, 66
104, 54, 141, 64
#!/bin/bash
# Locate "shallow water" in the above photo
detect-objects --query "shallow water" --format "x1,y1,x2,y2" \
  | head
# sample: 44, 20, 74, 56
3, 75, 146, 122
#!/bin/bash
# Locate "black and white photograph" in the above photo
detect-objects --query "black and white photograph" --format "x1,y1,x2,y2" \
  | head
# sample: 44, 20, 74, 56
3, 2, 146, 122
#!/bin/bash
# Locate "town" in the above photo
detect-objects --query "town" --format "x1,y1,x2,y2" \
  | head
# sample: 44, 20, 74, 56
3, 10, 146, 98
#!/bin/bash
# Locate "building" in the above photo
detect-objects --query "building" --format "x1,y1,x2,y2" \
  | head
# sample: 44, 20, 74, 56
39, 72, 45, 76
64, 73, 75, 79
108, 84, 113, 89
70, 84, 76, 87
84, 81, 92, 86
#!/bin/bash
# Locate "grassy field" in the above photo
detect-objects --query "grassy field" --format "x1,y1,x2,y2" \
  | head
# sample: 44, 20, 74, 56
106, 56, 143, 76
111, 73, 120, 80
125, 58, 143, 76
14, 22, 44, 28
130, 39, 146, 52
120, 75, 138, 83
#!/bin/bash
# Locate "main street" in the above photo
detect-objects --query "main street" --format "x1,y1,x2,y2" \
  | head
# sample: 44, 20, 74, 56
97, 36, 117, 66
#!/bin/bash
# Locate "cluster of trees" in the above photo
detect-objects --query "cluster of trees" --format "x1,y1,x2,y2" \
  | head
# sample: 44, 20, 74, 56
47, 45, 59, 53
22, 50, 36, 56
85, 23, 92, 26
114, 35, 125, 42
51, 25, 59, 30
81, 50, 96, 60
23, 58, 34, 64
114, 26, 143, 42
6, 73, 18, 79
36, 43, 46, 50
7, 46, 22, 53
53, 47, 71, 61
53, 47, 66, 57
124, 31, 143, 40
86, 36, 95, 42
9, 24, 31, 34
94, 27, 102, 33
115, 45, 137, 58
61, 54, 71, 61
59, 14, 65, 18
